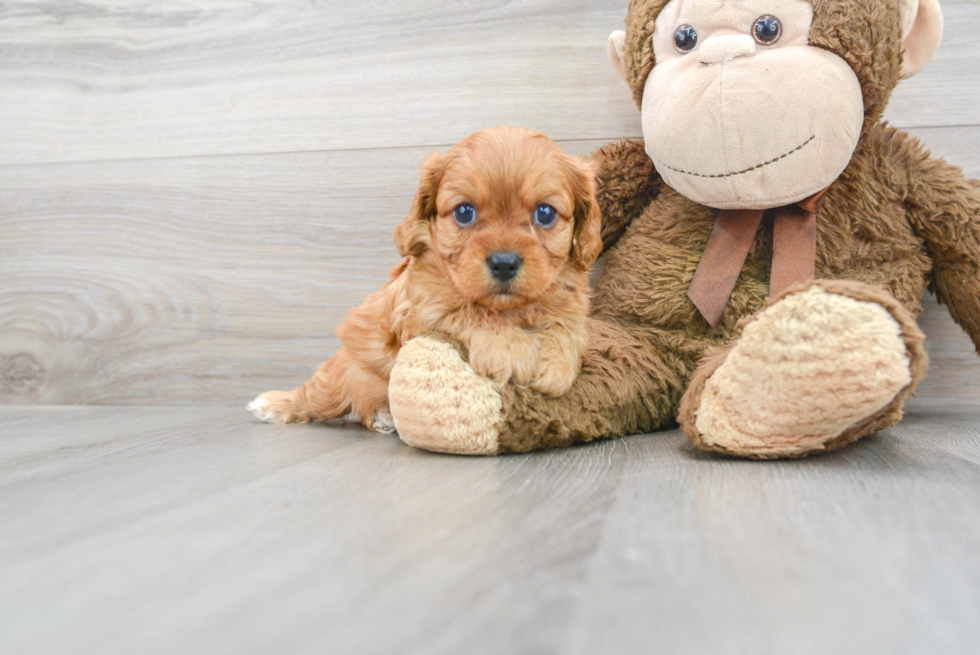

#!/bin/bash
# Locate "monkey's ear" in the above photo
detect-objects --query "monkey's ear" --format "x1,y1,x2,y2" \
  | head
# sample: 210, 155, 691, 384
607, 31, 628, 83
394, 152, 447, 257
899, 0, 944, 79
564, 156, 603, 271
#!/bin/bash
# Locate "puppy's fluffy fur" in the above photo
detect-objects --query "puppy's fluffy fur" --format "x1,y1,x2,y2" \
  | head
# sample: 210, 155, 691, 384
249, 126, 602, 431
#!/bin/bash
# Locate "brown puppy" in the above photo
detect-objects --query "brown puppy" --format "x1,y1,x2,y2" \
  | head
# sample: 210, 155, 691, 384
249, 126, 602, 432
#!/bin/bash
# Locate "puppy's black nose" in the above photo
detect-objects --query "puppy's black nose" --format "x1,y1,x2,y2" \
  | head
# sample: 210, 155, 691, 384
486, 251, 522, 283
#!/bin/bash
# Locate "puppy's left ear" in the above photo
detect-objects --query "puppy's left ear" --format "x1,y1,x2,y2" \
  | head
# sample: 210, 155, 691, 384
395, 152, 449, 257
564, 155, 603, 271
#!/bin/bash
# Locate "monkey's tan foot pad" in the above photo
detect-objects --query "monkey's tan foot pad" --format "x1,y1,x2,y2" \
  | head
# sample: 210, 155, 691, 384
388, 336, 503, 455
679, 280, 928, 459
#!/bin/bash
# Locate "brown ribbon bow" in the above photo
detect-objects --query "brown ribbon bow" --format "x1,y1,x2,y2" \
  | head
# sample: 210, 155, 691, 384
687, 186, 832, 328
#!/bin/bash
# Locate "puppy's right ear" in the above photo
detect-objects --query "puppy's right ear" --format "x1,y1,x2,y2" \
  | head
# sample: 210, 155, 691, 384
395, 152, 449, 257
564, 156, 603, 271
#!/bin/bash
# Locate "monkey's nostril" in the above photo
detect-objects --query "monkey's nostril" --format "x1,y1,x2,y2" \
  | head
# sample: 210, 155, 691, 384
487, 251, 522, 283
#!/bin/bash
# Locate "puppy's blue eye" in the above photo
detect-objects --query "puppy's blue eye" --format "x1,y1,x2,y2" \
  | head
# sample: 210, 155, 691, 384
534, 204, 558, 228
453, 203, 476, 226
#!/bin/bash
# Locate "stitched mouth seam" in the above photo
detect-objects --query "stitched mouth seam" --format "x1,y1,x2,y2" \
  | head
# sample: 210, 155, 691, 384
660, 135, 816, 179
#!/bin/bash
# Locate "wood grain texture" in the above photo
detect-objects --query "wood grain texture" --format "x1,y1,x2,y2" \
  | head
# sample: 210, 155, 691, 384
0, 143, 453, 405
2, 132, 978, 406
0, 1, 978, 405
0, 0, 640, 165
1, 405, 978, 654
0, 1, 978, 165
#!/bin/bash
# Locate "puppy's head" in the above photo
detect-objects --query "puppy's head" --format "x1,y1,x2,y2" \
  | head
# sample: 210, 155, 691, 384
395, 126, 602, 310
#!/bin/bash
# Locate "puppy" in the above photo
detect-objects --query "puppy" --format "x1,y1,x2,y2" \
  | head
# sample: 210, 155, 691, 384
249, 126, 602, 432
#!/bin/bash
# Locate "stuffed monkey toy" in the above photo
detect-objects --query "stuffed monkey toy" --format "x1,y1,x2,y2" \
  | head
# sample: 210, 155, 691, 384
386, 0, 980, 458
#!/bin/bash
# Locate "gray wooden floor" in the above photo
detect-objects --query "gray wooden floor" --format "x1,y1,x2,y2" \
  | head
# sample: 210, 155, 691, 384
2, 401, 979, 655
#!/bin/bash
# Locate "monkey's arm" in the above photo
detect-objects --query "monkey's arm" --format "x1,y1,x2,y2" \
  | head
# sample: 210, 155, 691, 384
493, 317, 685, 452
592, 139, 662, 251
907, 153, 980, 353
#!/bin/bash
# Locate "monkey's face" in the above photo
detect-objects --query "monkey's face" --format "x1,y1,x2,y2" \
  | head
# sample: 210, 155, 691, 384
637, 0, 864, 210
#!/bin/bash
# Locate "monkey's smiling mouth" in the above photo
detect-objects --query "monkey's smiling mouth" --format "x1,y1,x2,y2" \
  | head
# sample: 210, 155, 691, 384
659, 135, 816, 179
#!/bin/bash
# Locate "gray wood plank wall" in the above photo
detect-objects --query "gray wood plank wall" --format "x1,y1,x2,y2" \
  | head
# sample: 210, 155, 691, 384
1, 0, 978, 406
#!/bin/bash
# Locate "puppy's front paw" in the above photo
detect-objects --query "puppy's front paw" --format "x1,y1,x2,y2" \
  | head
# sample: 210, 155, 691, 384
529, 329, 584, 397
530, 363, 577, 397
468, 330, 538, 389
248, 390, 307, 424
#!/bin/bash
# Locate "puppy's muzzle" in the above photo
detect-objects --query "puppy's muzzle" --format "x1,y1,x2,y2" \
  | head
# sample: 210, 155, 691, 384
486, 251, 522, 283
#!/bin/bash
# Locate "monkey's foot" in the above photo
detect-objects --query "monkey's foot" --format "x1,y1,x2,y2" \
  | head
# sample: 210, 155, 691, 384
388, 335, 503, 455
679, 280, 928, 459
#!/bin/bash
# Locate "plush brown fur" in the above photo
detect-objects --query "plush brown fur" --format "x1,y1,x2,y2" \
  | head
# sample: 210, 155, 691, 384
251, 127, 602, 429
484, 0, 980, 454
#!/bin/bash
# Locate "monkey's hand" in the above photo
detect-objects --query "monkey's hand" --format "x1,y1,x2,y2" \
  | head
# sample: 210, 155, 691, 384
388, 320, 678, 455
907, 150, 980, 354
388, 334, 504, 455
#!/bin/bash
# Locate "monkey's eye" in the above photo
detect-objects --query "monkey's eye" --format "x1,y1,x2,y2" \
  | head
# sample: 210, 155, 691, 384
752, 15, 782, 45
674, 25, 698, 53
453, 203, 476, 226
533, 204, 558, 228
